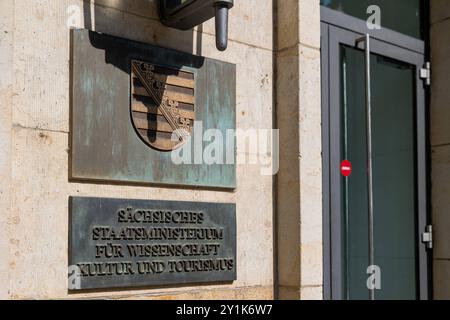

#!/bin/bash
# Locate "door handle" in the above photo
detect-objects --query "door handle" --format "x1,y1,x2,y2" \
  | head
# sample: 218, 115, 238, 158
356, 34, 375, 301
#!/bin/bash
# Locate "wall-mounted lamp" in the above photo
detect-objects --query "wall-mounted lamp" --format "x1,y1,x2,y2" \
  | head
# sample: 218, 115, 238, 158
159, 0, 234, 51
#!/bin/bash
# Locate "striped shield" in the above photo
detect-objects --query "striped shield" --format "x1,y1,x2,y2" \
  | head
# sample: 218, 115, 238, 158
130, 60, 195, 151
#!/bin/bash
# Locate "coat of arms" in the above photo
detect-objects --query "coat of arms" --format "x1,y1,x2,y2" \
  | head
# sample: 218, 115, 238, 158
130, 60, 195, 151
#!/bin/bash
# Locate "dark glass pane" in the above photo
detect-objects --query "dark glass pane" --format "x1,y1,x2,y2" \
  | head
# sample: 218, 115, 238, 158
340, 45, 418, 299
321, 0, 423, 39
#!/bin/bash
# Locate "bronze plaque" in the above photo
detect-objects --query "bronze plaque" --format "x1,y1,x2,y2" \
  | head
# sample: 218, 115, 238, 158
69, 197, 237, 291
70, 29, 236, 189
130, 60, 195, 151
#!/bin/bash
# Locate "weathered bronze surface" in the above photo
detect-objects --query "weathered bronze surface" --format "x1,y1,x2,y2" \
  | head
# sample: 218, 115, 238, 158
70, 29, 236, 188
130, 60, 195, 151
69, 197, 236, 290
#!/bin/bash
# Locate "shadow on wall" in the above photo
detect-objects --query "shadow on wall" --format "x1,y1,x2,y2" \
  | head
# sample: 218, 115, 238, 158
82, 0, 203, 57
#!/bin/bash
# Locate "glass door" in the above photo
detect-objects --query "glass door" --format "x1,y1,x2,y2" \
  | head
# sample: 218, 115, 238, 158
341, 42, 418, 300
322, 23, 430, 300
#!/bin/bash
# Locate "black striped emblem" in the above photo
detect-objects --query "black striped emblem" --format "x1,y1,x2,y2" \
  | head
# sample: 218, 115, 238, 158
130, 60, 195, 151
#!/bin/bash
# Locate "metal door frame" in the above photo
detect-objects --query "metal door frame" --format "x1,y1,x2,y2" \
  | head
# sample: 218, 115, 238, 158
321, 6, 430, 300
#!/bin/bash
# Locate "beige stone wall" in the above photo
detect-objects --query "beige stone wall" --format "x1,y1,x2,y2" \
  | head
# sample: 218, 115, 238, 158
0, 0, 275, 299
0, 0, 14, 301
275, 0, 322, 300
430, 0, 450, 300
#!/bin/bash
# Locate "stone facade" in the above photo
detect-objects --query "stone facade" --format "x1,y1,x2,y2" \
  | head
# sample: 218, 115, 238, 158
430, 0, 450, 300
0, 0, 324, 300
0, 0, 281, 299
276, 0, 322, 300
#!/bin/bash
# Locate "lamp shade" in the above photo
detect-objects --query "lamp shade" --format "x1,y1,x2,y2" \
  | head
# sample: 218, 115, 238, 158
159, 0, 234, 51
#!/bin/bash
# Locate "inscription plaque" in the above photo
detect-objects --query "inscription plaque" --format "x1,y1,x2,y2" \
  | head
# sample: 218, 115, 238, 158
69, 197, 236, 290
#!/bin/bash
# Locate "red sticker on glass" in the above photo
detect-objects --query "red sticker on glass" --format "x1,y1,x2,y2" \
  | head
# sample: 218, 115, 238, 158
340, 160, 352, 177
